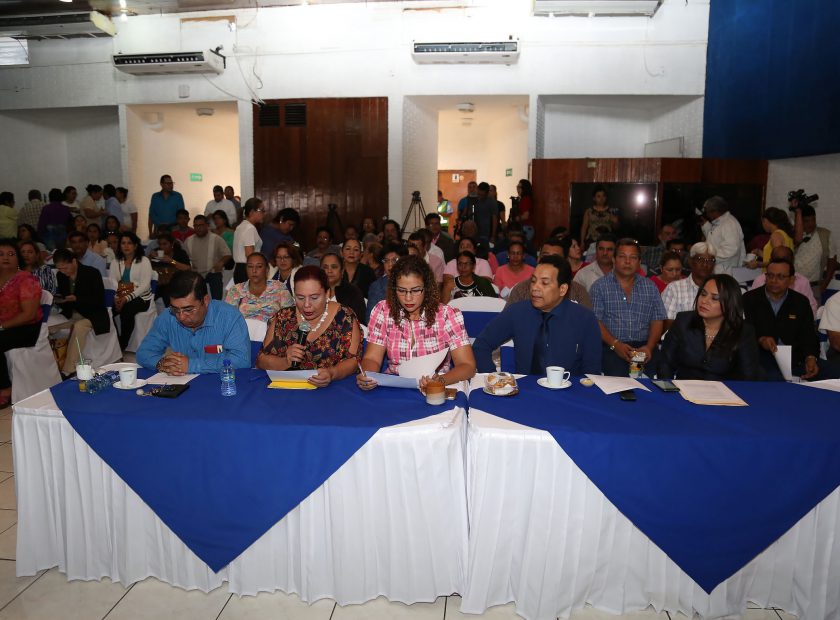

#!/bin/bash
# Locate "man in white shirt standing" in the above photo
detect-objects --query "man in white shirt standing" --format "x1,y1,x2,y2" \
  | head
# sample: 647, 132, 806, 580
232, 198, 264, 284
794, 205, 838, 299
700, 196, 745, 274
185, 215, 232, 300
204, 185, 237, 229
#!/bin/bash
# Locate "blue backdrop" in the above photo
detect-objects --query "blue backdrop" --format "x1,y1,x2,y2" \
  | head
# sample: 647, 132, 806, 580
703, 0, 840, 159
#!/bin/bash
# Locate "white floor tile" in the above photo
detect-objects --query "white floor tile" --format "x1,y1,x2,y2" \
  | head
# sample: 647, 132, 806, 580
0, 525, 16, 560
0, 477, 14, 511
106, 578, 230, 620
0, 419, 10, 444
332, 595, 446, 620
218, 590, 335, 620
0, 567, 127, 620
569, 604, 670, 620
0, 445, 11, 474
446, 595, 519, 619
0, 559, 43, 609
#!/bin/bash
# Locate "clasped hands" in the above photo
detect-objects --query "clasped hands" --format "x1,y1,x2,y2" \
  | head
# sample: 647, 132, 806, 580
612, 341, 652, 364
157, 352, 189, 376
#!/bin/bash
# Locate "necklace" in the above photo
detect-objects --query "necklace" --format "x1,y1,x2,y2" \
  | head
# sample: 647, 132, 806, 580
300, 305, 330, 335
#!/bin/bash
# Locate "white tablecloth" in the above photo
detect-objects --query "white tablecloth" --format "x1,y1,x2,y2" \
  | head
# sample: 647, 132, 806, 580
13, 389, 468, 603
461, 409, 840, 620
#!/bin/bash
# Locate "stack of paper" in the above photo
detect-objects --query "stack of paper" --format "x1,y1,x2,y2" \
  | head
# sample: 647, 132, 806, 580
672, 380, 748, 406
584, 375, 650, 395
268, 380, 316, 390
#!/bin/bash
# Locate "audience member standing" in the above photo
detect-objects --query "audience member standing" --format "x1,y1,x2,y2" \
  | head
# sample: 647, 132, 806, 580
794, 205, 838, 299
224, 186, 242, 221
232, 198, 265, 284
184, 215, 231, 300
148, 174, 185, 236
0, 193, 17, 238
513, 179, 534, 241
204, 185, 237, 229
62, 186, 80, 217
18, 190, 44, 230
103, 184, 124, 225
80, 184, 105, 226
701, 196, 746, 274
38, 188, 71, 250
580, 186, 618, 247
471, 182, 499, 247
116, 187, 137, 232
260, 208, 300, 260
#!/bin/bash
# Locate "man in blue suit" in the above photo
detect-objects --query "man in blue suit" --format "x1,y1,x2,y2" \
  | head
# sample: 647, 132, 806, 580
473, 255, 602, 375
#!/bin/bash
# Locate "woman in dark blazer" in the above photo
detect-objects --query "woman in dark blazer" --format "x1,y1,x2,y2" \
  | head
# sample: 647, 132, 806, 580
658, 274, 763, 381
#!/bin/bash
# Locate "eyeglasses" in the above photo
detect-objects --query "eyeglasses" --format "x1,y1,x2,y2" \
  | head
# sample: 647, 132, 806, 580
276, 255, 292, 261
694, 257, 717, 264
255, 208, 265, 213
396, 287, 424, 297
169, 305, 200, 316
382, 257, 399, 265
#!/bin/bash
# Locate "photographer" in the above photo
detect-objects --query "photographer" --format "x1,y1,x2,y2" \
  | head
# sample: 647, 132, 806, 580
791, 195, 838, 299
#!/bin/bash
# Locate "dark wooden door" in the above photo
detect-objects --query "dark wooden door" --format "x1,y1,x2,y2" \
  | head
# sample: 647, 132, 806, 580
253, 98, 388, 249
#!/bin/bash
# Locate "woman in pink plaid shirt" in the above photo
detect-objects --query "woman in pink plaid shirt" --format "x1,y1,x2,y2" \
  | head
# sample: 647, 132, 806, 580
358, 255, 476, 391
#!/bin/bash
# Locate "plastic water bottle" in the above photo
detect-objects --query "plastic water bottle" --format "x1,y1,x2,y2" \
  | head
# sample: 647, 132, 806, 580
220, 358, 237, 396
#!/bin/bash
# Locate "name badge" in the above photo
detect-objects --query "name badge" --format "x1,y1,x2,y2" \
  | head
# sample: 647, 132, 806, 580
204, 344, 223, 354
788, 314, 797, 320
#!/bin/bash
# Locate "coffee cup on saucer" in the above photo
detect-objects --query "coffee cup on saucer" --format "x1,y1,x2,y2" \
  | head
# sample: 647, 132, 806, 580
546, 366, 570, 388
119, 367, 137, 387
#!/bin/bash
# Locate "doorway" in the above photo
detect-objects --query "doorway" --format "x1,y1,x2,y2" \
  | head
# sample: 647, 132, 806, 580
437, 169, 476, 229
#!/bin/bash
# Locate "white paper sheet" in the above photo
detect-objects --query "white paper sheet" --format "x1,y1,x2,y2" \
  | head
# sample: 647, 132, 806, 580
266, 369, 317, 382
398, 349, 448, 379
145, 373, 199, 385
797, 379, 840, 393
773, 345, 794, 381
365, 372, 418, 389
672, 380, 748, 406
584, 374, 650, 395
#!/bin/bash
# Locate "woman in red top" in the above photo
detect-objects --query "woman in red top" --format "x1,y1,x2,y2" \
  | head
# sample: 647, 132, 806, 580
514, 179, 534, 241
650, 251, 684, 293
0, 240, 43, 406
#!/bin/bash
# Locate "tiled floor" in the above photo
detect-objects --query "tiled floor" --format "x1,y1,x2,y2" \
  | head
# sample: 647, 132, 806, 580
0, 404, 797, 620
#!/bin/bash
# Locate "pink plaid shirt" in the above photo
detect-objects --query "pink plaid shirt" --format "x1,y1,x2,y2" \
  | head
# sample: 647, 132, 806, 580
367, 300, 470, 375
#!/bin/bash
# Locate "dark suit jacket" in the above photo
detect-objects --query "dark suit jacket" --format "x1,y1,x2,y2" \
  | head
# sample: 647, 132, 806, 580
434, 232, 457, 263
56, 263, 110, 335
335, 282, 367, 326
658, 311, 763, 381
743, 286, 819, 365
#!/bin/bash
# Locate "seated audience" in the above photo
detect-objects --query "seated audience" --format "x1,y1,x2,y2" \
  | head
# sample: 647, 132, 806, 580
269, 242, 302, 291
86, 223, 113, 264
104, 215, 122, 236
17, 224, 47, 254
260, 207, 300, 260
495, 229, 537, 267
493, 240, 534, 297
380, 219, 401, 245
0, 239, 43, 407
818, 291, 840, 378
38, 188, 71, 250
225, 252, 292, 321
320, 252, 368, 324
110, 232, 154, 350
19, 240, 56, 295
213, 210, 235, 252
358, 255, 475, 390
361, 240, 383, 277
407, 230, 445, 284
184, 215, 232, 300
256, 266, 361, 387
747, 207, 794, 270
592, 238, 666, 376
367, 242, 408, 318
68, 230, 107, 278
658, 274, 762, 381
232, 198, 265, 284
72, 214, 88, 234
460, 220, 499, 273
562, 236, 585, 277
505, 237, 592, 309
151, 234, 192, 307
304, 226, 341, 266
342, 224, 359, 243
661, 242, 717, 332
341, 238, 377, 297
443, 251, 498, 301
0, 194, 18, 238
361, 216, 379, 246
574, 233, 616, 293
743, 256, 820, 381
650, 251, 684, 293
137, 271, 250, 374
641, 223, 677, 274
52, 249, 110, 377
425, 212, 456, 263
474, 255, 601, 375
750, 246, 818, 315
794, 205, 838, 299
171, 209, 194, 243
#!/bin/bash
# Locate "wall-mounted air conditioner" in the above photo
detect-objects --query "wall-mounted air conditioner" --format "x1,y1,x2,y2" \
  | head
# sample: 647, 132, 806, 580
0, 11, 115, 39
113, 50, 226, 76
533, 0, 662, 17
412, 41, 519, 65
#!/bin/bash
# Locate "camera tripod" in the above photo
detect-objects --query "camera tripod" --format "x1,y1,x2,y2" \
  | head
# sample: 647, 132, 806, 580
401, 191, 427, 238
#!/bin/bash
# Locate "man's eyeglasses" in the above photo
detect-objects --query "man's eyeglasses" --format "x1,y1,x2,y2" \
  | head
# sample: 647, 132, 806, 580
396, 287, 424, 297
765, 273, 792, 281
694, 257, 717, 264
169, 305, 200, 316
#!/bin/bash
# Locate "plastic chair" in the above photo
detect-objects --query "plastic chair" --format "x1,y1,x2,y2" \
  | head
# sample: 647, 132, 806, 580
6, 290, 62, 403
83, 277, 122, 368
448, 296, 506, 338
124, 272, 159, 353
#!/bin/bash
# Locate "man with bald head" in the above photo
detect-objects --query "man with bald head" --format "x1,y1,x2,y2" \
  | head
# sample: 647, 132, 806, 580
750, 245, 818, 315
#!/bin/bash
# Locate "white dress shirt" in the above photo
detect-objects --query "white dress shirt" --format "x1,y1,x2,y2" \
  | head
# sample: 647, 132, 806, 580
701, 211, 745, 274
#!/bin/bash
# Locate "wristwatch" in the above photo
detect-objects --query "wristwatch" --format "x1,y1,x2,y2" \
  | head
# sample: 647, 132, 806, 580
609, 339, 618, 351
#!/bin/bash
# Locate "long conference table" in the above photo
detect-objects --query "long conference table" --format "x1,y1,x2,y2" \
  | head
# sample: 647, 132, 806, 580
12, 369, 840, 620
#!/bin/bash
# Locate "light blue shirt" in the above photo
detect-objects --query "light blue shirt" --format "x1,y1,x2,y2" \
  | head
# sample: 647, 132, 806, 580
80, 248, 108, 278
105, 196, 124, 222
136, 299, 251, 373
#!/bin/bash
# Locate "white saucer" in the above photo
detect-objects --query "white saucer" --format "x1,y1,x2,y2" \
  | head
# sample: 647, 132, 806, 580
99, 362, 141, 373
113, 379, 147, 390
537, 377, 572, 390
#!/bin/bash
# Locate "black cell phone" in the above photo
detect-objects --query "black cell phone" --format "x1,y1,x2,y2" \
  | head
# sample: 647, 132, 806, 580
152, 384, 190, 398
619, 389, 636, 401
652, 379, 680, 393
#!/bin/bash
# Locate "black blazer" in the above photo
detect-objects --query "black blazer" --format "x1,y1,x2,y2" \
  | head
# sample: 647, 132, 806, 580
743, 287, 819, 366
434, 233, 457, 263
658, 311, 763, 381
342, 263, 377, 298
56, 263, 110, 335
335, 282, 367, 326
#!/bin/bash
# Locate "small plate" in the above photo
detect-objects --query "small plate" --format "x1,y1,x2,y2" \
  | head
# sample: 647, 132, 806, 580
99, 362, 141, 373
537, 377, 572, 390
114, 379, 147, 390
482, 386, 519, 397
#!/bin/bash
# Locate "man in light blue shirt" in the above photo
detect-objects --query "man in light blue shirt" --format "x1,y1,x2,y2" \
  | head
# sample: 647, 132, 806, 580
148, 174, 185, 235
68, 231, 107, 278
137, 271, 250, 374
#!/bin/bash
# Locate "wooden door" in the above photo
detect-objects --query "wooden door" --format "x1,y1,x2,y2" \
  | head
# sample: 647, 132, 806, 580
437, 169, 477, 213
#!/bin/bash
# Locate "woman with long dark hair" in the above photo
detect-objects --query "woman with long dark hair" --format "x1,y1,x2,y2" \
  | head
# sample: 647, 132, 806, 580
658, 274, 762, 381
748, 207, 795, 270
110, 232, 153, 349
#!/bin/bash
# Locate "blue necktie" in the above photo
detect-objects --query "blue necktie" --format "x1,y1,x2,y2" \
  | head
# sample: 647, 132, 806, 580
531, 312, 550, 375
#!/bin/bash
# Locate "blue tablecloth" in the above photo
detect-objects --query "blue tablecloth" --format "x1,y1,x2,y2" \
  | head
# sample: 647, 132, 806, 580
50, 369, 466, 572
469, 376, 840, 593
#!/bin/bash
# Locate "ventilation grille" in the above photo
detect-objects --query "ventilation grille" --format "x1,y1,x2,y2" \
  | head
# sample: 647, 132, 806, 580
258, 104, 280, 127
285, 103, 306, 127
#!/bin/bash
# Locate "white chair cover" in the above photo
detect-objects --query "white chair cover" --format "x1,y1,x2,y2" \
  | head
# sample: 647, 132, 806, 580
83, 281, 122, 368
125, 272, 159, 353
447, 297, 506, 313
6, 291, 62, 403
245, 318, 267, 343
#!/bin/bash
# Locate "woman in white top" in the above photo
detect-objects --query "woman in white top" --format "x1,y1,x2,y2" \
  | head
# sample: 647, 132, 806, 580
110, 232, 153, 349
232, 198, 265, 284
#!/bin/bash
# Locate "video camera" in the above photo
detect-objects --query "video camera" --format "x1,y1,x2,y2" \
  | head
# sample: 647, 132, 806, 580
788, 189, 819, 211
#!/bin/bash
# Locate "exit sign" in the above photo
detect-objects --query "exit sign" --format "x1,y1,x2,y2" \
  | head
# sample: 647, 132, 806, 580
190, 173, 203, 182
505, 168, 512, 177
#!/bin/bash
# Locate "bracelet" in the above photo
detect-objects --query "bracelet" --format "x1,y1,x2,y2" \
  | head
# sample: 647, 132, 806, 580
609, 339, 618, 351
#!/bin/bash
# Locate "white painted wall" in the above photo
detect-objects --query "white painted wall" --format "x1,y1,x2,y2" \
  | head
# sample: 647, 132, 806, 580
0, 106, 120, 203
125, 102, 240, 237
402, 97, 439, 234
438, 99, 529, 208
767, 153, 840, 237
0, 0, 709, 221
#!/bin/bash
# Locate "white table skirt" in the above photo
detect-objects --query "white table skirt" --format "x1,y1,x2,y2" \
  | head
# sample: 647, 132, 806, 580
13, 389, 468, 604
461, 409, 840, 620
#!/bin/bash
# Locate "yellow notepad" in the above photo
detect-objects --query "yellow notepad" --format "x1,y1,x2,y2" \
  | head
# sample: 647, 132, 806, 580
267, 380, 317, 390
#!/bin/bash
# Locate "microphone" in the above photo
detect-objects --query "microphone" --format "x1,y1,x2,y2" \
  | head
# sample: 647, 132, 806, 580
290, 321, 311, 370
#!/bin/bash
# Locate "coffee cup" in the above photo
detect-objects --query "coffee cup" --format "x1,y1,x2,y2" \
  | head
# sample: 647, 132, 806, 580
156, 249, 165, 258
76, 361, 94, 381
546, 366, 570, 387
119, 367, 137, 387
425, 379, 446, 405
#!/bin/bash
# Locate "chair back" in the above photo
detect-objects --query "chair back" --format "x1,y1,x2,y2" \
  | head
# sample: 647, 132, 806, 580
40, 290, 53, 324
449, 296, 506, 338
150, 270, 158, 295
103, 276, 117, 308
245, 318, 268, 366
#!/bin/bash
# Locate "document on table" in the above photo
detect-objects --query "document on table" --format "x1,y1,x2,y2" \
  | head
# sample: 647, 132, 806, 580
398, 349, 448, 380
266, 369, 316, 382
796, 379, 840, 393
672, 380, 748, 406
773, 345, 794, 381
145, 373, 199, 385
584, 374, 650, 395
365, 372, 418, 389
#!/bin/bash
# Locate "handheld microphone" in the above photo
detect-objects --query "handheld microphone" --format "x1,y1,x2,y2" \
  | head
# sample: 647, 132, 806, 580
290, 321, 311, 370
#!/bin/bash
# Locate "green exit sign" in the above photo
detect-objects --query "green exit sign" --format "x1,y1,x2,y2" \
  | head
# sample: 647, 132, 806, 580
505, 168, 512, 177
190, 173, 203, 182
